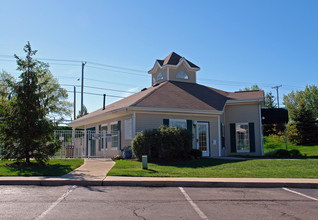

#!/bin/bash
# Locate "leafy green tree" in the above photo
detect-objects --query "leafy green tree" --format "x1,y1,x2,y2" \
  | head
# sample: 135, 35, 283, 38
283, 85, 318, 120
0, 42, 71, 164
239, 84, 261, 91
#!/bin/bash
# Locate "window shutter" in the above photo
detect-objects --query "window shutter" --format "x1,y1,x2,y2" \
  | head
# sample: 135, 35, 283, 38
249, 122, 255, 153
99, 125, 102, 151
163, 119, 169, 126
118, 121, 121, 150
187, 120, 193, 148
230, 123, 236, 153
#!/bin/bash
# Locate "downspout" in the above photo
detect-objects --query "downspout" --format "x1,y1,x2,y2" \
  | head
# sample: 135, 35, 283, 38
167, 68, 170, 81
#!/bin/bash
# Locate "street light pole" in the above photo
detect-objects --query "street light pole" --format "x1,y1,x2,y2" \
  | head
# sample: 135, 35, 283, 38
81, 61, 87, 116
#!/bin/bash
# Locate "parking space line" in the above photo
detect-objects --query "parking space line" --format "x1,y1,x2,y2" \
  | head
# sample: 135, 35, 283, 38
179, 187, 209, 220
36, 185, 77, 220
282, 187, 318, 201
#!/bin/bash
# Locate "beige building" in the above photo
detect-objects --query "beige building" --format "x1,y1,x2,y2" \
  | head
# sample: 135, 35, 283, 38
69, 52, 264, 158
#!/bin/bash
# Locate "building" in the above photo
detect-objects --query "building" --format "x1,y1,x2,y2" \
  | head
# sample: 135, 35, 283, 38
68, 52, 264, 158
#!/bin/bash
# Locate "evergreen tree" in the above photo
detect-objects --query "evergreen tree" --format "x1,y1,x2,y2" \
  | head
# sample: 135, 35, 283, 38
292, 102, 318, 145
0, 42, 70, 164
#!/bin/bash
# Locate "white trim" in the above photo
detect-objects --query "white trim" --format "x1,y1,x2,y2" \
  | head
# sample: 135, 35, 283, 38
132, 112, 136, 138
218, 115, 221, 157
101, 123, 108, 127
167, 68, 170, 81
148, 58, 200, 74
128, 106, 223, 115
259, 102, 264, 156
196, 122, 210, 157
110, 121, 118, 125
226, 98, 264, 104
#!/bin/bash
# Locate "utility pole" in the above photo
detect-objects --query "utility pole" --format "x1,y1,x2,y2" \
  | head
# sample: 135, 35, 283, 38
81, 61, 87, 116
272, 85, 282, 108
74, 86, 76, 120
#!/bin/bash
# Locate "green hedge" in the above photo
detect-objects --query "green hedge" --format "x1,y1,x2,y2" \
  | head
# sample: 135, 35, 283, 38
131, 126, 192, 160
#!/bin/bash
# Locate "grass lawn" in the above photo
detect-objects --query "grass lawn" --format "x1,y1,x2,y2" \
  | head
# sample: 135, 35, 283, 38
108, 159, 318, 178
0, 159, 84, 176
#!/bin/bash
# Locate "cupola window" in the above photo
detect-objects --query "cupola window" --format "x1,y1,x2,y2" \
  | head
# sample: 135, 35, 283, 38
176, 71, 189, 79
156, 72, 164, 81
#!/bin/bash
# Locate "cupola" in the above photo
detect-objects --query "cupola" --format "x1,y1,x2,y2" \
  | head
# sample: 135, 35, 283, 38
148, 52, 200, 85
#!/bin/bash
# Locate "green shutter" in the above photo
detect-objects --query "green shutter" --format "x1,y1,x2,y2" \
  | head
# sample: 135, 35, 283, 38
98, 125, 102, 151
187, 120, 193, 148
118, 121, 121, 150
249, 122, 255, 153
163, 119, 169, 126
230, 123, 236, 153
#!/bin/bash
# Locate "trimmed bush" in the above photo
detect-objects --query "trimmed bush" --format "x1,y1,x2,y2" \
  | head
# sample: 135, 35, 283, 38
189, 149, 202, 159
264, 149, 303, 158
131, 126, 192, 161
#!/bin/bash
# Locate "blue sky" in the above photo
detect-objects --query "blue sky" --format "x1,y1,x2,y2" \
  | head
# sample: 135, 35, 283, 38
1, 0, 317, 120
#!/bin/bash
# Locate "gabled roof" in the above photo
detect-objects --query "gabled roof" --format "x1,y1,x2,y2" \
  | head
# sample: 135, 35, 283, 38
157, 52, 199, 69
149, 52, 200, 74
69, 81, 264, 127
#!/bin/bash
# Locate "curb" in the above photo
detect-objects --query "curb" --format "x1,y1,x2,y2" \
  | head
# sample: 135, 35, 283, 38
1, 178, 318, 188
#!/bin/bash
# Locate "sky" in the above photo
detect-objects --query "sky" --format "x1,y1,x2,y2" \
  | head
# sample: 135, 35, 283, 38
1, 0, 317, 121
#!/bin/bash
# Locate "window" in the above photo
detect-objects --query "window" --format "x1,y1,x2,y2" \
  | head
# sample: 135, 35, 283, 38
111, 123, 119, 148
176, 71, 189, 79
156, 72, 164, 81
124, 118, 132, 140
236, 123, 249, 152
169, 119, 187, 129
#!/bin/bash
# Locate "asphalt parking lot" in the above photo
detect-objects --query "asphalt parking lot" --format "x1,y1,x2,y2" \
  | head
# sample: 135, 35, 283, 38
0, 186, 317, 220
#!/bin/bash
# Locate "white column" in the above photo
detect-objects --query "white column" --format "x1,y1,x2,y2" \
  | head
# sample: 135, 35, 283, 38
167, 68, 170, 81
218, 115, 221, 157
132, 112, 136, 138
259, 102, 264, 156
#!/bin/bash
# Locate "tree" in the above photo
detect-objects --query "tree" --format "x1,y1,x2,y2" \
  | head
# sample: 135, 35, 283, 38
290, 102, 318, 145
283, 85, 318, 120
239, 84, 261, 91
77, 105, 88, 118
264, 91, 276, 108
0, 42, 71, 164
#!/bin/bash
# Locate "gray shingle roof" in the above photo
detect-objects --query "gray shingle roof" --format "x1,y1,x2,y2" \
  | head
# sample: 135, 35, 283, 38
71, 81, 264, 124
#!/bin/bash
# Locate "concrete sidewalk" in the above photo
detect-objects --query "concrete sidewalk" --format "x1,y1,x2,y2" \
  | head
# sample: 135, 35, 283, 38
1, 158, 318, 188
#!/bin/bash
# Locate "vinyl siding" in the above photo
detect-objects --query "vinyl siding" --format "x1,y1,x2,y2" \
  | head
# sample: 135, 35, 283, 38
135, 112, 219, 157
224, 103, 262, 156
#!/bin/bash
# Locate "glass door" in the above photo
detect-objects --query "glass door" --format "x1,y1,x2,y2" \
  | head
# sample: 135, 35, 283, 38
196, 122, 210, 157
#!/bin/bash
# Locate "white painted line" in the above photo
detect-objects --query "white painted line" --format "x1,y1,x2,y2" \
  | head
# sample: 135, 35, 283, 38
36, 185, 77, 220
282, 187, 318, 201
179, 187, 209, 220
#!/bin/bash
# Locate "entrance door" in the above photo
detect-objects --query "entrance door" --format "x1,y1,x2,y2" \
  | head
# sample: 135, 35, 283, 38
196, 122, 210, 157
86, 127, 96, 157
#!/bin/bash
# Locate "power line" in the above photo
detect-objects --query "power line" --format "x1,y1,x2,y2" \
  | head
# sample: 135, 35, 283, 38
60, 84, 136, 94
67, 90, 125, 98
86, 65, 148, 77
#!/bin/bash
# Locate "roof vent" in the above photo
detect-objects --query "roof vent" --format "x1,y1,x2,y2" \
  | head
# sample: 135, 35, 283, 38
141, 88, 147, 92
153, 83, 160, 87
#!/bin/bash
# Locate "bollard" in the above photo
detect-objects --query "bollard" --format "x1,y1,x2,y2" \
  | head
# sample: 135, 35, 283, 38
142, 155, 148, 169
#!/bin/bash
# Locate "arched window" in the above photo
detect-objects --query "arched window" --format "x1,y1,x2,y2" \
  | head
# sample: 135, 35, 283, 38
176, 71, 189, 79
156, 72, 164, 81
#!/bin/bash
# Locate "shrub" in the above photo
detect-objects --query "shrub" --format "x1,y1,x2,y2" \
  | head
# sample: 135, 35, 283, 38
131, 126, 192, 161
123, 146, 132, 159
264, 149, 303, 158
112, 155, 123, 160
188, 149, 202, 159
